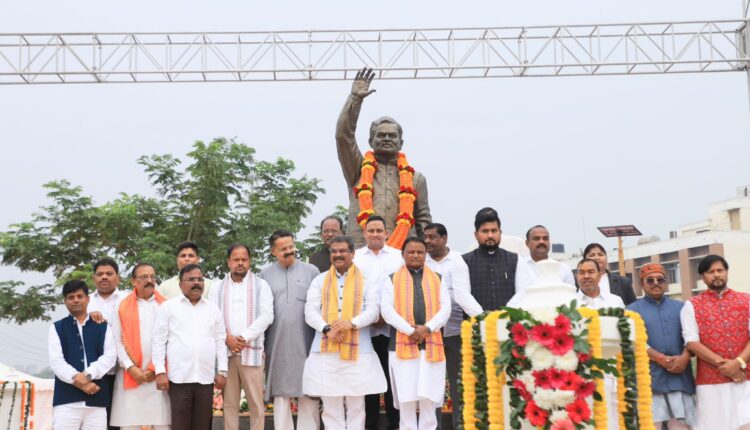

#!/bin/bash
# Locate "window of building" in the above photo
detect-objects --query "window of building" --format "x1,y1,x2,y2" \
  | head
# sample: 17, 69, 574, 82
663, 261, 680, 284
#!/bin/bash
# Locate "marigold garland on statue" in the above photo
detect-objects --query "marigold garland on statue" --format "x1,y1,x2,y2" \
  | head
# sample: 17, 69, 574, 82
353, 151, 417, 249
483, 311, 504, 430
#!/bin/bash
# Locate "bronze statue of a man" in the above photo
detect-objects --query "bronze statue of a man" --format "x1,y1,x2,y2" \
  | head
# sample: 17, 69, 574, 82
336, 68, 432, 248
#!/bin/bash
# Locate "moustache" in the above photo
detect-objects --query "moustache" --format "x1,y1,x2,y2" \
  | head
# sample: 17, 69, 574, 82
190, 285, 202, 291
283, 251, 296, 258
333, 257, 345, 261
536, 244, 547, 249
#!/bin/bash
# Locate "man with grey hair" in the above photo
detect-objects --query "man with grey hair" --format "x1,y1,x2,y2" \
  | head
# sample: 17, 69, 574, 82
336, 68, 432, 247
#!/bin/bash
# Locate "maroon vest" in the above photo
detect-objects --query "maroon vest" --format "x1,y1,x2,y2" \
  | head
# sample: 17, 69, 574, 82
691, 289, 750, 385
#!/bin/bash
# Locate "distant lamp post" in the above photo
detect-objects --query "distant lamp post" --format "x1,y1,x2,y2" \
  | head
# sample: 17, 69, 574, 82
597, 225, 642, 276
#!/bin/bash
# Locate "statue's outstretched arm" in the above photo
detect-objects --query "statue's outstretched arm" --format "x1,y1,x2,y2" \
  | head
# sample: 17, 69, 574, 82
336, 68, 376, 187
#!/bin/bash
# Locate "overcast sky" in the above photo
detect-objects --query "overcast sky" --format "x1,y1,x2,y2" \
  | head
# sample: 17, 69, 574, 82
1, 0, 748, 368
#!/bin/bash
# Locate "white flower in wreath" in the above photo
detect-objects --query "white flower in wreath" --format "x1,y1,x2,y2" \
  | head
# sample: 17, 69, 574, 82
549, 409, 570, 423
528, 345, 555, 370
533, 388, 576, 410
529, 307, 558, 325
554, 350, 579, 371
572, 320, 586, 336
525, 340, 542, 356
518, 371, 535, 391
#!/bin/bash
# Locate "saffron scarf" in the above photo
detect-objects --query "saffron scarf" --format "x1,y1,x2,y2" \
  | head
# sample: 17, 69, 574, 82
118, 289, 166, 389
393, 265, 445, 362
321, 264, 364, 361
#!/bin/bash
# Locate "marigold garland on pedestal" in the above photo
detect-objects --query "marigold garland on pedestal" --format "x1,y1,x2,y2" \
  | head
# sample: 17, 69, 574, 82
353, 151, 417, 249
626, 310, 655, 430
483, 311, 505, 430
616, 354, 627, 430
471, 314, 490, 430
461, 318, 478, 430
576, 307, 608, 430
493, 302, 617, 430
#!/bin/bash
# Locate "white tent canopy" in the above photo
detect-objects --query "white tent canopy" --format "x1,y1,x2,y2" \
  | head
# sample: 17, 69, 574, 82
1, 362, 54, 430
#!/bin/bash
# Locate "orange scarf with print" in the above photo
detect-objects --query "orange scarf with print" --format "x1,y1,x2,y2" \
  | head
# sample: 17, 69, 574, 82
393, 265, 445, 362
118, 290, 166, 389
321, 265, 364, 361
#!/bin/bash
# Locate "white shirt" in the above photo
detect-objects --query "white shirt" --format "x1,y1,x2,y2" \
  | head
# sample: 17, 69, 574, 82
88, 289, 127, 322
599, 274, 611, 295
208, 275, 274, 347
517, 257, 576, 288
575, 290, 625, 309
152, 295, 228, 384
305, 268, 381, 333
426, 249, 482, 337
353, 245, 404, 337
48, 315, 117, 408
157, 275, 215, 300
380, 270, 452, 335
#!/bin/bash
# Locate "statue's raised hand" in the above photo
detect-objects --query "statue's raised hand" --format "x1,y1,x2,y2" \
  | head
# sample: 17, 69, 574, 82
351, 67, 376, 98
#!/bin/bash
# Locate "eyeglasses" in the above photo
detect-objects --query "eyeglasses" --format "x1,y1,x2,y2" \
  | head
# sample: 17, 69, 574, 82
135, 275, 158, 282
644, 277, 666, 286
183, 277, 205, 283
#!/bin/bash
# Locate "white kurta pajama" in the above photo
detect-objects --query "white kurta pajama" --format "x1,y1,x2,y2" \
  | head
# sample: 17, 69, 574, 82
381, 270, 451, 430
302, 268, 387, 430
576, 290, 624, 430
680, 298, 750, 430
109, 294, 170, 428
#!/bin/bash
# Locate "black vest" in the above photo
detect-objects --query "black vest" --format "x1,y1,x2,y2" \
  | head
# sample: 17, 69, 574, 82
462, 247, 518, 310
52, 315, 112, 407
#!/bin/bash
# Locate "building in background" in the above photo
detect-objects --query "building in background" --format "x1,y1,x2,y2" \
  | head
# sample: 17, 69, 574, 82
561, 184, 750, 300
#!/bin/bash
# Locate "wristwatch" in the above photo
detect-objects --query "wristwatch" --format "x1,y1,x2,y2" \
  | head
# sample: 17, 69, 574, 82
322, 325, 332, 335
84, 372, 93, 381
350, 320, 357, 330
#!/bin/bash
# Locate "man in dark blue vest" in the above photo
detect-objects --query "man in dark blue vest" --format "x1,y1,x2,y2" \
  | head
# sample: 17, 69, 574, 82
462, 208, 528, 311
48, 279, 116, 430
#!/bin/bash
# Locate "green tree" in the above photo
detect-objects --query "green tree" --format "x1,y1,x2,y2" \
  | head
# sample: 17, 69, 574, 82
0, 137, 323, 323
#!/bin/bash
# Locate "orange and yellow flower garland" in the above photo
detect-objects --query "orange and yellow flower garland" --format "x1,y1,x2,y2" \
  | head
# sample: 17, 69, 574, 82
483, 311, 504, 430
616, 353, 627, 430
354, 151, 417, 249
461, 318, 478, 430
625, 310, 655, 430
577, 307, 608, 430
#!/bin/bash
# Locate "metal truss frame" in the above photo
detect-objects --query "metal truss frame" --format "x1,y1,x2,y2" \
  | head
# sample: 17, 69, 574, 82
0, 18, 748, 85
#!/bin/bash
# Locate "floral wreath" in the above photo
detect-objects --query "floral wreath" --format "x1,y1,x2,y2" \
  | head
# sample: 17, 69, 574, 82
354, 151, 417, 249
459, 302, 654, 430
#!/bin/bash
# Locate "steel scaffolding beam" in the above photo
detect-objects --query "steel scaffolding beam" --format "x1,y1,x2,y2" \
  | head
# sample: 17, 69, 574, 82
0, 19, 748, 85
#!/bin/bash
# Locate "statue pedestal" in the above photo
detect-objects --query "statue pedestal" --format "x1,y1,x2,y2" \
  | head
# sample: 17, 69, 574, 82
476, 260, 634, 429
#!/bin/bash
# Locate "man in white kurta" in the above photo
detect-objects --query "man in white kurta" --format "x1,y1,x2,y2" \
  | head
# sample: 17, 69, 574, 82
109, 263, 170, 430
303, 236, 387, 430
259, 230, 321, 430
424, 223, 482, 430
680, 254, 750, 430
382, 238, 451, 430
209, 244, 274, 430
353, 216, 404, 430
575, 258, 624, 430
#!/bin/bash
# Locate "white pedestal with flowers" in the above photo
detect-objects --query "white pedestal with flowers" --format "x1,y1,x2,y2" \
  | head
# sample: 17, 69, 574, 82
462, 260, 651, 430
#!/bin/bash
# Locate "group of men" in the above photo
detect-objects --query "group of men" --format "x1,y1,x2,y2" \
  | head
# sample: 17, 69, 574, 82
48, 207, 750, 430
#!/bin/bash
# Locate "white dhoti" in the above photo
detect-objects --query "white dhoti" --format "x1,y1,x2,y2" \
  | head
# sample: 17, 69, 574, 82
302, 351, 386, 397
109, 370, 171, 427
695, 382, 750, 430
388, 350, 445, 405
